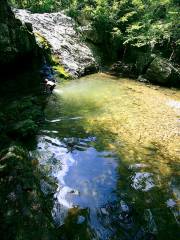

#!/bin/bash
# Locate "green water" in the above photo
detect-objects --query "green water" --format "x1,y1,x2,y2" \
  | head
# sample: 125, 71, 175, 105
33, 73, 180, 240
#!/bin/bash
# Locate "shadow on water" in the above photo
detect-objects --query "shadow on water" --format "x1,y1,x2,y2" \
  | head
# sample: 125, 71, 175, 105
32, 74, 180, 240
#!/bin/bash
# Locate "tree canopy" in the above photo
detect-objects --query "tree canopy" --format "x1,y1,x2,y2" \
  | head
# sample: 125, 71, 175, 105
9, 0, 180, 62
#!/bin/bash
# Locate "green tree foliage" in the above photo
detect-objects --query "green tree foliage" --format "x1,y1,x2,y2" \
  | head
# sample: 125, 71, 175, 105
9, 0, 180, 61
66, 0, 179, 61
9, 0, 61, 12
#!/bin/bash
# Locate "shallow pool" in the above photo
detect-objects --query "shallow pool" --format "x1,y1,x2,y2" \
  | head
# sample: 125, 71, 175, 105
32, 73, 180, 239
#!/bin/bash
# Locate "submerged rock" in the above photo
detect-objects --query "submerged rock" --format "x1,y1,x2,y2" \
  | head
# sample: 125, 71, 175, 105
14, 9, 97, 78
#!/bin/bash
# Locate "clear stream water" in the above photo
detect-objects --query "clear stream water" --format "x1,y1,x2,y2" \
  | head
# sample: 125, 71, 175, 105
32, 73, 180, 240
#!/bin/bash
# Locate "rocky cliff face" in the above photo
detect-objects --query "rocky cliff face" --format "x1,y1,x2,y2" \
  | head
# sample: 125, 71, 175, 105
14, 9, 97, 78
0, 0, 37, 66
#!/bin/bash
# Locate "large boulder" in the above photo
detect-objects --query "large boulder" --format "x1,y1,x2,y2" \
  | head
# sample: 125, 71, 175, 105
144, 57, 180, 87
0, 0, 37, 65
14, 9, 98, 78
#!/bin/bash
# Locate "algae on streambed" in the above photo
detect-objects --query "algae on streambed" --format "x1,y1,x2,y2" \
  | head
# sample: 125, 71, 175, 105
53, 73, 180, 170
40, 73, 180, 239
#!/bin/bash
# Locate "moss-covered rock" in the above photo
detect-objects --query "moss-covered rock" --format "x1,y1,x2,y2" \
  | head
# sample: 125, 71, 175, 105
53, 65, 70, 79
34, 32, 51, 51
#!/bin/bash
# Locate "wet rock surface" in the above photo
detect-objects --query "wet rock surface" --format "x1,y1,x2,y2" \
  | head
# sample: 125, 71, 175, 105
14, 9, 97, 78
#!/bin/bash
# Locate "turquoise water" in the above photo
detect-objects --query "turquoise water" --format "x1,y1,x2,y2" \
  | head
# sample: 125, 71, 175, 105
32, 74, 180, 240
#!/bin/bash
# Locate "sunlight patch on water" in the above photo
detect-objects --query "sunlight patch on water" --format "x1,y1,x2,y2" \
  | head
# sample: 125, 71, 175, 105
166, 99, 180, 109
